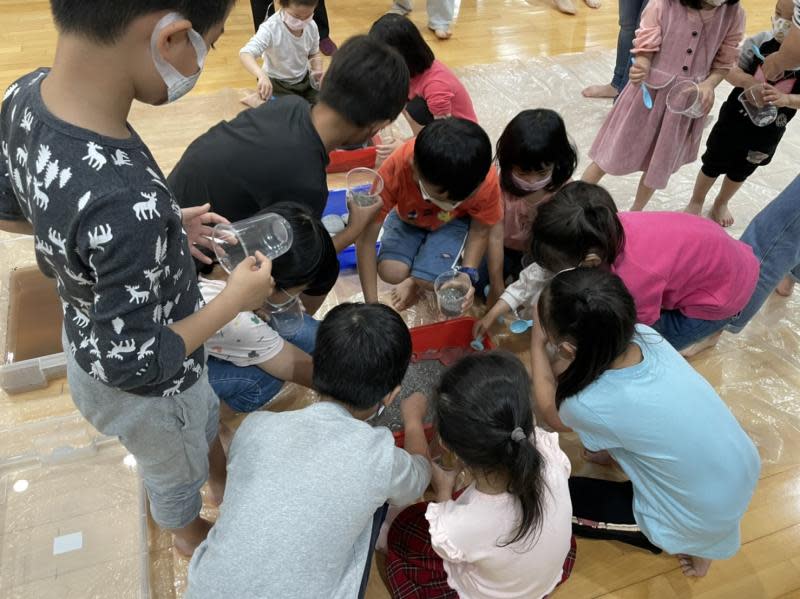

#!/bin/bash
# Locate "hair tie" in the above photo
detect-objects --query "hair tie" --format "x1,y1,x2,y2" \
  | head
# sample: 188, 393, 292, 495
510, 427, 526, 444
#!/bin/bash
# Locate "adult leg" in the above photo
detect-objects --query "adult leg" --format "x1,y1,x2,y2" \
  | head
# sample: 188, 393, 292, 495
250, 0, 269, 30
685, 171, 717, 215
427, 0, 455, 39
727, 174, 800, 333
314, 0, 338, 55
708, 176, 745, 228
630, 173, 656, 211
389, 0, 414, 16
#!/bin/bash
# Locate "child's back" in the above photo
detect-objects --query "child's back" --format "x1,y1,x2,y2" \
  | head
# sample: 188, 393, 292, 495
187, 403, 428, 598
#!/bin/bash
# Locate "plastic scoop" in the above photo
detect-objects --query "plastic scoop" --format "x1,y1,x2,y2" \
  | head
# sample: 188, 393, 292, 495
509, 318, 534, 334
631, 57, 653, 110
752, 44, 766, 62
470, 338, 485, 351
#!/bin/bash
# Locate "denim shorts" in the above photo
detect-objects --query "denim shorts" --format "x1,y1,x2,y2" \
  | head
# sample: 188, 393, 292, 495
652, 309, 732, 351
378, 210, 469, 282
208, 314, 319, 413
63, 333, 218, 530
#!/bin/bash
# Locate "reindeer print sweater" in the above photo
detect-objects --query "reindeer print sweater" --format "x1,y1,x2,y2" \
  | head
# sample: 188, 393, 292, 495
0, 70, 204, 397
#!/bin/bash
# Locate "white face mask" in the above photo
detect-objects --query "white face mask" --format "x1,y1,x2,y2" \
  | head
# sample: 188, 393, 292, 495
365, 404, 386, 422
772, 16, 792, 43
151, 13, 208, 104
705, 0, 727, 6
419, 180, 459, 212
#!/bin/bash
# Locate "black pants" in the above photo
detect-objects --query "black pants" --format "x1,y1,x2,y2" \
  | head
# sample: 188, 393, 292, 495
569, 477, 662, 554
250, 0, 330, 38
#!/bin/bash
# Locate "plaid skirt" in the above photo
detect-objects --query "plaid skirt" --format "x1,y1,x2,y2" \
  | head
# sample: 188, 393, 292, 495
385, 501, 578, 599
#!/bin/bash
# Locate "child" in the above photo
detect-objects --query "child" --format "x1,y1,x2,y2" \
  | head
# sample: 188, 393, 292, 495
480, 109, 577, 309
531, 267, 760, 577
386, 352, 576, 598
197, 203, 337, 417
0, 1, 275, 556
356, 118, 502, 311
240, 0, 322, 103
185, 303, 432, 599
582, 0, 745, 211
529, 182, 759, 354
685, 0, 799, 227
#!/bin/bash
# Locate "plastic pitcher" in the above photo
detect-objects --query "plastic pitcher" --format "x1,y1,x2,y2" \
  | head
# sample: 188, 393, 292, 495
346, 167, 384, 207
739, 84, 778, 127
264, 292, 304, 337
666, 80, 706, 118
434, 269, 471, 319
211, 213, 293, 273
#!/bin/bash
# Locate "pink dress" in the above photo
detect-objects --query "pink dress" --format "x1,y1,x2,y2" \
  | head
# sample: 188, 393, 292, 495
589, 0, 745, 189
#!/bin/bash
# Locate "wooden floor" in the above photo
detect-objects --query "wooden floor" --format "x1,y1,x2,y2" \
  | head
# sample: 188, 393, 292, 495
1, 1, 798, 598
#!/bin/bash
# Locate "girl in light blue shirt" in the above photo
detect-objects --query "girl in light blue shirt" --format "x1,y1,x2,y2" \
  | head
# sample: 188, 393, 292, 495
530, 267, 760, 578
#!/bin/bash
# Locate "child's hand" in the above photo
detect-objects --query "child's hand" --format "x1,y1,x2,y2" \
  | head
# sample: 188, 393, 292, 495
375, 137, 403, 167
256, 74, 273, 101
430, 462, 459, 502
224, 251, 275, 312
181, 203, 230, 264
472, 315, 491, 340
763, 84, 790, 107
697, 81, 716, 115
629, 59, 650, 85
346, 195, 383, 235
401, 392, 428, 425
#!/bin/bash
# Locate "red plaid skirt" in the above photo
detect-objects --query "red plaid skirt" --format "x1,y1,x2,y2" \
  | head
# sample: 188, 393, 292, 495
385, 501, 578, 599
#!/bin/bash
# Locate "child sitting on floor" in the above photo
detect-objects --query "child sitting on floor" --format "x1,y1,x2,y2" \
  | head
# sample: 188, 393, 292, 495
685, 0, 800, 227
356, 118, 502, 311
240, 0, 322, 103
532, 267, 760, 578
386, 352, 575, 598
185, 303, 431, 599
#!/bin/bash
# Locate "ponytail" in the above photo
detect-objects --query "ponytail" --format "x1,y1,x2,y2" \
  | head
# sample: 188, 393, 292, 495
434, 352, 547, 546
530, 181, 625, 272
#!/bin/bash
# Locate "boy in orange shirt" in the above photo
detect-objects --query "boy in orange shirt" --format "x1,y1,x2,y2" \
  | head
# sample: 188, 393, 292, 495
356, 118, 501, 310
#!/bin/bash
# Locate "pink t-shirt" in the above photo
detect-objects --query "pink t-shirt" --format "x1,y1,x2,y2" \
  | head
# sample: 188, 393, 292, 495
613, 212, 759, 325
425, 430, 572, 599
408, 60, 478, 122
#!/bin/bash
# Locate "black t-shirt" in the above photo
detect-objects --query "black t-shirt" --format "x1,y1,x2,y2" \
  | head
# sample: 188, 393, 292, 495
168, 96, 329, 222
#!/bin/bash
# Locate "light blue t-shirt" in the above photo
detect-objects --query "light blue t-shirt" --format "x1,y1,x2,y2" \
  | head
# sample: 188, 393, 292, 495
559, 325, 760, 559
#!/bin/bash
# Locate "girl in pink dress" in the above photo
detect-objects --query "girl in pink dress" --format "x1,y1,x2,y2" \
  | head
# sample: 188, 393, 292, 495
582, 0, 745, 210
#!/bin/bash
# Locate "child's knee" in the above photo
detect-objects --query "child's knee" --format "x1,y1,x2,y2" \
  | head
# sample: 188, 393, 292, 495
379, 259, 411, 284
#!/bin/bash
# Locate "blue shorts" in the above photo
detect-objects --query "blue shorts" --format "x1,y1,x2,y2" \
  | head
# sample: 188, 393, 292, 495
378, 210, 469, 282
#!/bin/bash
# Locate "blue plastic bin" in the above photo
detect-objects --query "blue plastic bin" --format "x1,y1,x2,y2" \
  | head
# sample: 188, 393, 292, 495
324, 185, 381, 270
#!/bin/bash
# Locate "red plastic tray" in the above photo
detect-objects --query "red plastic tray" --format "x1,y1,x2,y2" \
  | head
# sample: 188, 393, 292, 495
392, 317, 494, 447
325, 134, 381, 174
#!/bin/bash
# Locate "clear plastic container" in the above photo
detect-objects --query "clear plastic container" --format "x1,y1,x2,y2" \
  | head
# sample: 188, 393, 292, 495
739, 84, 778, 127
211, 213, 293, 273
263, 292, 304, 337
666, 80, 705, 119
346, 167, 384, 207
434, 270, 471, 319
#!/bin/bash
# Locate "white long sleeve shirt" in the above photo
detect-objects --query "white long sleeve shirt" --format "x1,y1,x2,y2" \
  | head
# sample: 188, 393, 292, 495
500, 262, 552, 312
240, 12, 319, 84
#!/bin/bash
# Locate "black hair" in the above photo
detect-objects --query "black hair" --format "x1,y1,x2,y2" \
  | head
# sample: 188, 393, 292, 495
538, 268, 637, 405
313, 303, 412, 410
678, 0, 739, 9
435, 351, 546, 546
278, 0, 319, 7
319, 35, 410, 128
530, 181, 625, 272
414, 118, 492, 202
369, 14, 435, 78
49, 0, 234, 43
496, 109, 577, 197
194, 202, 337, 291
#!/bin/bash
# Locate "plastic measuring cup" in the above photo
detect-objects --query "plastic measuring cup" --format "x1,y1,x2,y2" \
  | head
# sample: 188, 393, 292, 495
308, 57, 324, 91
434, 269, 471, 319
666, 80, 706, 119
263, 292, 304, 337
347, 167, 384, 207
211, 213, 293, 273
739, 84, 778, 127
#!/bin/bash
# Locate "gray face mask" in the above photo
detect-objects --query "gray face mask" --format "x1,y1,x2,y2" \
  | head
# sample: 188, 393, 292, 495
150, 13, 208, 104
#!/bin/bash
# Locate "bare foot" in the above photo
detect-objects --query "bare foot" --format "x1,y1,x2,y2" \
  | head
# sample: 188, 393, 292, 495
678, 554, 712, 577
776, 275, 795, 297
582, 448, 617, 466
584, 0, 601, 8
555, 0, 577, 14
582, 84, 618, 99
709, 203, 734, 227
679, 331, 722, 358
390, 278, 420, 312
428, 25, 452, 39
173, 517, 213, 558
684, 201, 703, 216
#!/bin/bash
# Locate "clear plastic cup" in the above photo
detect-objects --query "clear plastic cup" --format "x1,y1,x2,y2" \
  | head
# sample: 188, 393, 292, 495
434, 269, 471, 319
666, 80, 706, 119
346, 167, 384, 207
739, 84, 778, 127
211, 213, 293, 273
264, 292, 304, 337
308, 57, 324, 91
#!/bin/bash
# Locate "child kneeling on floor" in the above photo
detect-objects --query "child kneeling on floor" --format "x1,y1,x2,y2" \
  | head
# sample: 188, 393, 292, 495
356, 117, 502, 311
532, 268, 760, 578
386, 351, 576, 598
185, 303, 431, 599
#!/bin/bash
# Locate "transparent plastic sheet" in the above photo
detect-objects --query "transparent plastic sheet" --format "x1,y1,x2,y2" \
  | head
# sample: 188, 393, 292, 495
0, 414, 149, 598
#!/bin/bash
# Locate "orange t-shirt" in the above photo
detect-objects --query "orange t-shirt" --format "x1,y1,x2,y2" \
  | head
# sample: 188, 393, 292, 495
376, 139, 502, 231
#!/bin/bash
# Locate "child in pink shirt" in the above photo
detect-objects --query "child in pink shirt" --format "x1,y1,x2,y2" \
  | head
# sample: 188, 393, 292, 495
386, 352, 575, 599
530, 182, 759, 354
